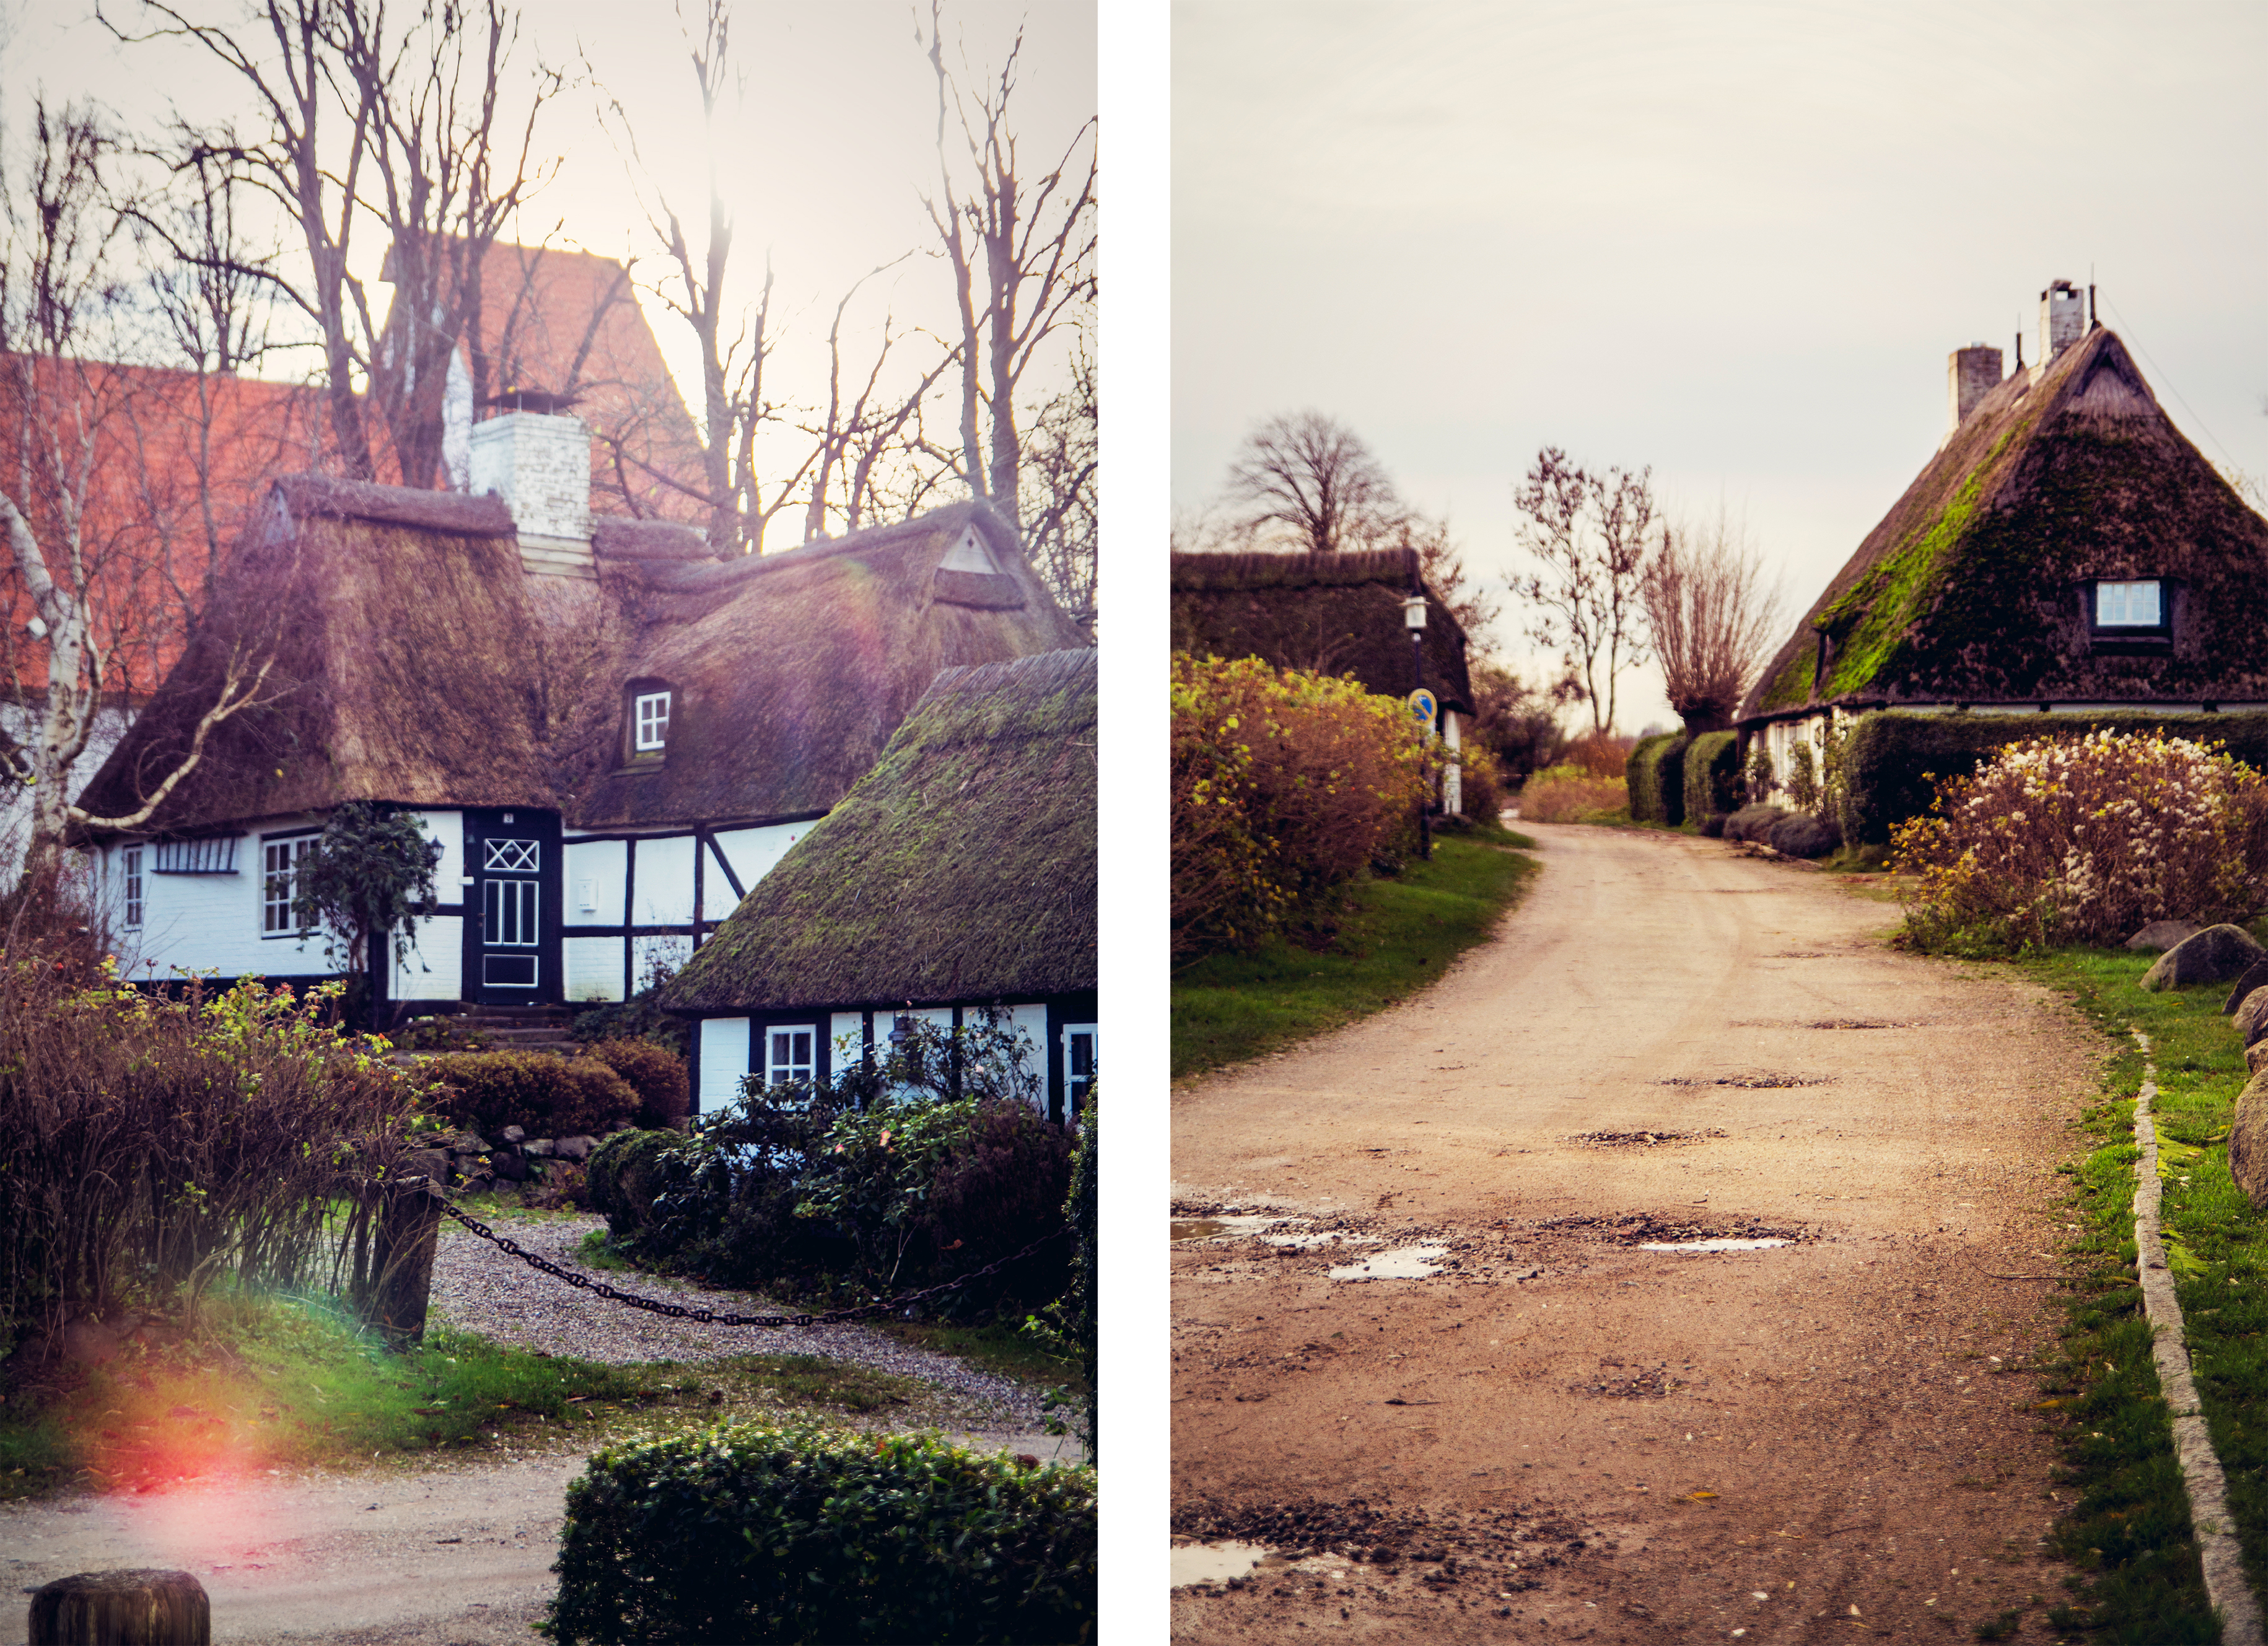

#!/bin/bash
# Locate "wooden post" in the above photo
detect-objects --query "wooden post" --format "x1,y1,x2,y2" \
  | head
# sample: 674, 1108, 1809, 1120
28, 1569, 209, 1645
362, 1150, 450, 1347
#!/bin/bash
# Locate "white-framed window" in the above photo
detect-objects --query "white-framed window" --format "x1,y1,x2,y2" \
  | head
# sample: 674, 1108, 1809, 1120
1063, 1023, 1097, 1112
121, 845, 144, 929
633, 690, 672, 752
766, 1025, 817, 1087
2096, 579, 2164, 629
261, 834, 317, 935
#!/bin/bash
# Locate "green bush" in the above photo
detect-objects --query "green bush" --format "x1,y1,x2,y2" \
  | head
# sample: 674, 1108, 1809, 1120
548, 1423, 1097, 1645
1682, 730, 1740, 822
419, 1052, 639, 1140
569, 987, 691, 1057
1841, 710, 2268, 844
1171, 654, 1431, 957
1624, 733, 1690, 825
580, 1039, 689, 1131
585, 1129, 682, 1238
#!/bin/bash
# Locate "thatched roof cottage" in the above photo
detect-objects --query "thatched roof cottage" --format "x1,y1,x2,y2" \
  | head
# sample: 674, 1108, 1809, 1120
74, 413, 1088, 1093
1738, 280, 2268, 794
659, 648, 1097, 1119
1170, 546, 1475, 811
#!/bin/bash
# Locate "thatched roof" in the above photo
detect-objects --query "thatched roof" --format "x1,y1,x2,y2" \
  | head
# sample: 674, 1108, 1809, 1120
658, 648, 1097, 1012
559, 499, 1088, 831
1743, 328, 2268, 722
73, 478, 551, 836
1170, 548, 1474, 712
73, 488, 1088, 842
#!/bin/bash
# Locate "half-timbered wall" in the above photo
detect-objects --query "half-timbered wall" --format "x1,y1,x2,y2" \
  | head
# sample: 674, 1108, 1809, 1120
559, 820, 813, 1002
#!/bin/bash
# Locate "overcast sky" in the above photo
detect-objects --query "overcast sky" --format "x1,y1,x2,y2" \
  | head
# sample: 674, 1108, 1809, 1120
2, 1, 1095, 546
1173, 0, 2268, 732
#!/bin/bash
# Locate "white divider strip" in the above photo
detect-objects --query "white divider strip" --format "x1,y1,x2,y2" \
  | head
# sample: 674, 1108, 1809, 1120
2130, 1028, 2262, 1646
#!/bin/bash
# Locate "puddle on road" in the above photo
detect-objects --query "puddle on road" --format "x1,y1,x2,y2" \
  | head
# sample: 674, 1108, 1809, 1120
1638, 1238, 1792, 1253
1329, 1243, 1449, 1280
1171, 1541, 1276, 1587
1171, 1220, 1226, 1241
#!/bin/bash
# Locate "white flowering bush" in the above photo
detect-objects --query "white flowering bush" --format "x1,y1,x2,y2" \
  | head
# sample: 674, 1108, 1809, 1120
1891, 729, 2268, 952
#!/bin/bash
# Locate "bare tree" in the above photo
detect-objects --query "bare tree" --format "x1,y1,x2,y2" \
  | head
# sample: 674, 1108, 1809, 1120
921, 0, 1096, 533
108, 0, 563, 488
1017, 339, 1096, 624
0, 100, 278, 895
1222, 410, 1402, 555
1640, 506, 1782, 733
1511, 445, 1655, 737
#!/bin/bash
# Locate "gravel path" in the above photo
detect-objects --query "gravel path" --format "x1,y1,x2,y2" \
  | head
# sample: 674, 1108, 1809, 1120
429, 1212, 1049, 1434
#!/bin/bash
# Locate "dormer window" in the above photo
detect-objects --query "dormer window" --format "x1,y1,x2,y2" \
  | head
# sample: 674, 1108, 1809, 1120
2095, 579, 2163, 629
624, 680, 673, 764
634, 691, 671, 750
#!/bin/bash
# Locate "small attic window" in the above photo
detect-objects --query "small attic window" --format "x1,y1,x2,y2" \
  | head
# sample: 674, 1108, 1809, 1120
624, 681, 672, 762
938, 526, 1000, 575
2095, 580, 2165, 629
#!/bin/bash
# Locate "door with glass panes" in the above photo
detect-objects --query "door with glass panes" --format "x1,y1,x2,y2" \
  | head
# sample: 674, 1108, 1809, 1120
462, 807, 563, 1004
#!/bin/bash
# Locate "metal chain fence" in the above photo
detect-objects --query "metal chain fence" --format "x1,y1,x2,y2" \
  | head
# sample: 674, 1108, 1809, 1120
436, 1197, 1068, 1329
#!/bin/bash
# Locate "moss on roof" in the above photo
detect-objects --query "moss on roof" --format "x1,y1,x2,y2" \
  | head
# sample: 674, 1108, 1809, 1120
657, 649, 1096, 1012
1741, 329, 2268, 721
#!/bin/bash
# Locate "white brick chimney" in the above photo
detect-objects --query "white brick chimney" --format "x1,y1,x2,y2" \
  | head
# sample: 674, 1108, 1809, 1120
2039, 279, 2085, 364
469, 411, 595, 580
1947, 342, 2003, 434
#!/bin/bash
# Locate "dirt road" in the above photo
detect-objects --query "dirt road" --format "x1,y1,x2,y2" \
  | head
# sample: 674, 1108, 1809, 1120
1171, 823, 2106, 1644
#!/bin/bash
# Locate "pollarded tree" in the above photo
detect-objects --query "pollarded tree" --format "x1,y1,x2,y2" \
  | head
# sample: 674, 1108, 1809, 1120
1641, 506, 1781, 733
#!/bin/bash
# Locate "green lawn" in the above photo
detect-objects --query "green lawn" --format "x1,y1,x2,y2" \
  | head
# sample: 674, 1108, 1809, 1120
2013, 944, 2268, 1639
1170, 826, 1539, 1080
0, 1284, 929, 1500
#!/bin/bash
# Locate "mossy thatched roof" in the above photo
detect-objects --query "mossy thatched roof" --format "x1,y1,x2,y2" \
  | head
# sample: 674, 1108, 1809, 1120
1742, 328, 2268, 722
73, 487, 1088, 841
657, 648, 1096, 1012
1170, 548, 1474, 713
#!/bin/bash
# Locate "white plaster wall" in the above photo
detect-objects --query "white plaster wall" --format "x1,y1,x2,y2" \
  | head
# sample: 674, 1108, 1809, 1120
120, 816, 335, 983
563, 838, 628, 926
1442, 709, 1463, 816
699, 1016, 750, 1110
0, 703, 129, 889
564, 935, 626, 1002
391, 914, 462, 1000
631, 932, 690, 993
631, 835, 697, 927
829, 1011, 864, 1069
711, 823, 810, 900
408, 810, 463, 894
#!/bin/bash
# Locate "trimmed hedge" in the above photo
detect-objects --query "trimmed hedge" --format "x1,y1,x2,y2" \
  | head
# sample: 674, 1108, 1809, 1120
419, 1051, 641, 1140
580, 1038, 690, 1130
1840, 710, 2268, 844
1683, 730, 1741, 823
548, 1424, 1098, 1645
1625, 733, 1690, 824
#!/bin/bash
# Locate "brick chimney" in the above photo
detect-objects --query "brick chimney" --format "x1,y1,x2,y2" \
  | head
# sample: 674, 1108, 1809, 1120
1947, 343, 2003, 433
2039, 279, 2085, 364
469, 411, 594, 580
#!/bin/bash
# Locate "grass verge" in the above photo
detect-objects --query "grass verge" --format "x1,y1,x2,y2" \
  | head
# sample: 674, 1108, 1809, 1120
0, 1286, 927, 1501
2014, 945, 2267, 1640
1170, 826, 1539, 1080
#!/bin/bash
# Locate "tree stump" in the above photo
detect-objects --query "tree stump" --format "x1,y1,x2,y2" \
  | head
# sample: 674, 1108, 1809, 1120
361, 1150, 450, 1347
27, 1569, 209, 1645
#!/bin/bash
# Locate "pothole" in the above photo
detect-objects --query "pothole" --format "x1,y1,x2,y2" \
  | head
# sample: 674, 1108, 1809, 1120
1535, 1213, 1810, 1247
1171, 1219, 1227, 1241
1574, 1360, 1675, 1399
1263, 1230, 1378, 1251
1171, 1540, 1274, 1587
1328, 1243, 1449, 1281
1808, 1018, 1907, 1030
1658, 1073, 1830, 1089
1638, 1237, 1793, 1253
1567, 1128, 1727, 1147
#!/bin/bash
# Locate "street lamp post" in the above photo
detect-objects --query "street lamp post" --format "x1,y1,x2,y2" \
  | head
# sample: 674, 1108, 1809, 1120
1403, 589, 1431, 861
